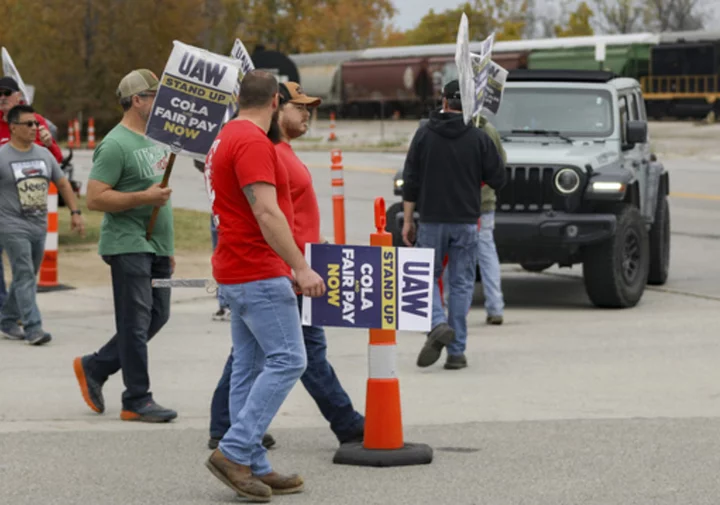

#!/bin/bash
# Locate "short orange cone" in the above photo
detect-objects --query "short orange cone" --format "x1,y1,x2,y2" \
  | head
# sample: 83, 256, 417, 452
87, 117, 96, 149
328, 111, 337, 141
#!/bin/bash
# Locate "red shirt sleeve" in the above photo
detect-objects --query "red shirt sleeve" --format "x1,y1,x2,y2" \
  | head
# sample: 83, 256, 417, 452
234, 139, 277, 188
34, 114, 63, 163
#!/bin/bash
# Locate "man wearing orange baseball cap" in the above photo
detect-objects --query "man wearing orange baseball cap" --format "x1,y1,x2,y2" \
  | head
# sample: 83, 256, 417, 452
207, 81, 364, 452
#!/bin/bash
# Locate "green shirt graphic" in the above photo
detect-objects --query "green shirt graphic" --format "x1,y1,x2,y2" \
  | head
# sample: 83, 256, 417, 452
89, 124, 174, 256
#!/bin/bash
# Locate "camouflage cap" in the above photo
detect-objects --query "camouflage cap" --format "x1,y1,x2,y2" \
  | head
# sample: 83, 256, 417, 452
117, 69, 159, 99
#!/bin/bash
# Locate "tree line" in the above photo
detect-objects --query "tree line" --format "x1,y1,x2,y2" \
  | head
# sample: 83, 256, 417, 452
0, 0, 711, 136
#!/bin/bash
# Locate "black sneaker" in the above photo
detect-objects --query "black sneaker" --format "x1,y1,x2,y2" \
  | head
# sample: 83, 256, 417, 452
444, 354, 468, 370
338, 425, 364, 445
26, 330, 52, 346
208, 433, 276, 450
121, 401, 177, 423
73, 355, 106, 414
416, 323, 455, 367
212, 307, 231, 322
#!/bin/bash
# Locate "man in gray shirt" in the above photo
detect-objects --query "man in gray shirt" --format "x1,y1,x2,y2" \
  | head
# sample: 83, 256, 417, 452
0, 104, 85, 345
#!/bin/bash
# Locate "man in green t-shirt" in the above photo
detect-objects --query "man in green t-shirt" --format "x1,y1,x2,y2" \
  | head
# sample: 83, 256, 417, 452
72, 69, 178, 423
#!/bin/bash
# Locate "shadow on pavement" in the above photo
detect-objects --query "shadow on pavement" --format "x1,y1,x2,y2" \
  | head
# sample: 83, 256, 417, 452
472, 270, 593, 310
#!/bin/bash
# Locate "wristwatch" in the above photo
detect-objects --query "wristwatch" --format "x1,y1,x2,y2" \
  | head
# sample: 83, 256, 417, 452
70, 209, 82, 216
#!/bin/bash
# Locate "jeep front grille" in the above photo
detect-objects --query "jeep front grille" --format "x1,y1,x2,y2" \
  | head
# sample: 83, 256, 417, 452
497, 165, 565, 212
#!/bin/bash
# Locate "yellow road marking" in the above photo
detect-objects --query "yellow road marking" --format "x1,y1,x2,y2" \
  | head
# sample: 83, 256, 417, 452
670, 192, 720, 201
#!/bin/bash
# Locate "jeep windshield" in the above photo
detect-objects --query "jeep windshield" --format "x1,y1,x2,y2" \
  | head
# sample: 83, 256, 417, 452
490, 88, 614, 138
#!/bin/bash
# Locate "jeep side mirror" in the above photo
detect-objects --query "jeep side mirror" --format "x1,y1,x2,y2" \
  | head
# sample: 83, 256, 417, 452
626, 120, 648, 145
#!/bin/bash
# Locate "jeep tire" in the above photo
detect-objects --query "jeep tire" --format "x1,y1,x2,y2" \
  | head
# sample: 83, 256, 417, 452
648, 194, 670, 285
582, 205, 650, 308
385, 202, 404, 248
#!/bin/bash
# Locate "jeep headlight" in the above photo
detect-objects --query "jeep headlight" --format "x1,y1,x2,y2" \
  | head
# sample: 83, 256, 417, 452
591, 181, 625, 192
554, 168, 580, 194
394, 178, 404, 189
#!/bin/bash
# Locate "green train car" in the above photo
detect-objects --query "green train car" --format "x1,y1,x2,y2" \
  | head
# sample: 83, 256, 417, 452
526, 43, 652, 79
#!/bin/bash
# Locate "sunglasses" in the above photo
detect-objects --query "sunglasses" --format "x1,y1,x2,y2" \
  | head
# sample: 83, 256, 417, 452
14, 120, 40, 128
0, 89, 16, 97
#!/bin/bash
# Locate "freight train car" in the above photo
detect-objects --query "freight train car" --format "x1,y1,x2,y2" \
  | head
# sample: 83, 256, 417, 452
642, 30, 720, 119
287, 31, 720, 121
288, 50, 362, 113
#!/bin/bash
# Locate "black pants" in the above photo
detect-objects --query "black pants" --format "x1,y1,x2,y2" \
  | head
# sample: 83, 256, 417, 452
89, 253, 171, 410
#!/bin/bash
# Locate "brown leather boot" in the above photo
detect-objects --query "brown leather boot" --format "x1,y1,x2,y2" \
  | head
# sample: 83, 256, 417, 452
205, 449, 272, 502
256, 471, 304, 495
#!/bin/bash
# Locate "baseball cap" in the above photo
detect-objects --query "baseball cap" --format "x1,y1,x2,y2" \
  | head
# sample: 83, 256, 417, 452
117, 69, 159, 99
442, 80, 461, 100
279, 82, 321, 107
0, 76, 20, 92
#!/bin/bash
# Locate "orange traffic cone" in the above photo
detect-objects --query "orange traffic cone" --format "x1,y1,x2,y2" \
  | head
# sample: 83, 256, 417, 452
74, 118, 82, 148
38, 183, 59, 290
67, 120, 75, 148
37, 182, 72, 292
333, 197, 433, 468
87, 117, 96, 149
328, 111, 337, 141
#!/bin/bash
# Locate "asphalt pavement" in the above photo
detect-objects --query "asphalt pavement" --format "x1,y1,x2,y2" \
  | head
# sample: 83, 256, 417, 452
2, 139, 720, 504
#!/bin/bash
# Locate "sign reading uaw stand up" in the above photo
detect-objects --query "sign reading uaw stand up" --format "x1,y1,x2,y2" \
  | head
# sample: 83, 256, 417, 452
301, 244, 435, 332
144, 40, 251, 240
145, 40, 245, 160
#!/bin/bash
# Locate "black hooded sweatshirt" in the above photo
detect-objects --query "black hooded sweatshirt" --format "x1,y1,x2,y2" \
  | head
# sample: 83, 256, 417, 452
402, 110, 506, 224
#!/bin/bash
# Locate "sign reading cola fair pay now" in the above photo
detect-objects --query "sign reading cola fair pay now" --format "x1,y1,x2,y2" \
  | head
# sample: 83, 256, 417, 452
301, 244, 435, 332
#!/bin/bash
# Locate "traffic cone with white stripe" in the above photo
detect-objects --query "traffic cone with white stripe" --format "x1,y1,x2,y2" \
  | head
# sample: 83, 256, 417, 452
328, 111, 337, 141
67, 121, 74, 148
37, 182, 71, 292
74, 118, 81, 148
87, 117, 96, 149
333, 197, 433, 468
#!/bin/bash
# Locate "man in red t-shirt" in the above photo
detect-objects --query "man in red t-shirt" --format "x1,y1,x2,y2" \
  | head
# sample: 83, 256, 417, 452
207, 82, 365, 452
0, 77, 63, 163
203, 70, 325, 502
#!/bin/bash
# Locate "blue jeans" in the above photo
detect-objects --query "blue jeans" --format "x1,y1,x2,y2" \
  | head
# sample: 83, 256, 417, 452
416, 222, 479, 356
218, 277, 307, 476
0, 246, 7, 309
0, 232, 45, 334
477, 212, 504, 317
210, 294, 365, 443
210, 217, 228, 310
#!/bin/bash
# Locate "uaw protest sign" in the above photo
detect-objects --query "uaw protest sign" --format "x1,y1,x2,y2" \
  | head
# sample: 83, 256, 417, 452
2, 47, 33, 104
301, 244, 435, 332
145, 41, 245, 160
224, 38, 255, 124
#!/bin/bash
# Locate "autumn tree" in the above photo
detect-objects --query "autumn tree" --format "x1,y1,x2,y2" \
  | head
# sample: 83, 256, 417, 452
593, 0, 708, 33
643, 0, 707, 31
593, 0, 644, 33
400, 0, 528, 45
555, 1, 595, 37
2, 0, 208, 133
221, 0, 396, 53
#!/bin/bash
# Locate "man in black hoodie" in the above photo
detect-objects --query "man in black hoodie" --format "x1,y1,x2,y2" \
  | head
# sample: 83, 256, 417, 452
401, 80, 506, 370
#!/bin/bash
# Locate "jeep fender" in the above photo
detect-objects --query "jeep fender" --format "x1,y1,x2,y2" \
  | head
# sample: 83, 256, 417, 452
643, 160, 667, 225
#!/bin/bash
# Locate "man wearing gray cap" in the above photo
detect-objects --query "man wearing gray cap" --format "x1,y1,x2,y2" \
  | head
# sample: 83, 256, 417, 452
72, 69, 177, 423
